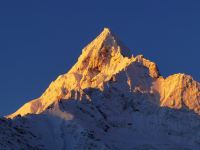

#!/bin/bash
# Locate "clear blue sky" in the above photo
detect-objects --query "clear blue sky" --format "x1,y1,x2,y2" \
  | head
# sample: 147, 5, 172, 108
0, 0, 199, 116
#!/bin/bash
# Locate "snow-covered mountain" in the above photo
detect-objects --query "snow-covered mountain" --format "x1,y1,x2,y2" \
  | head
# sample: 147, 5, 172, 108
1, 28, 200, 150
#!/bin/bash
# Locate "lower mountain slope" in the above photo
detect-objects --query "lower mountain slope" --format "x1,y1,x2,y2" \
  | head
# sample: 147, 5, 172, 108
3, 83, 200, 150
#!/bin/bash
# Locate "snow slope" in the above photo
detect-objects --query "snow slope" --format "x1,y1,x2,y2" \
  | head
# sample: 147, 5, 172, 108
1, 28, 200, 150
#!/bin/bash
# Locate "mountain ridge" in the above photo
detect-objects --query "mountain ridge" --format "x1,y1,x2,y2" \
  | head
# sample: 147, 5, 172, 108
3, 28, 200, 150
8, 28, 199, 119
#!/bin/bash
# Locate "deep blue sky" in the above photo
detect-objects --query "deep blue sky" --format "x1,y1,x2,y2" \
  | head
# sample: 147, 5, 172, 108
0, 0, 199, 116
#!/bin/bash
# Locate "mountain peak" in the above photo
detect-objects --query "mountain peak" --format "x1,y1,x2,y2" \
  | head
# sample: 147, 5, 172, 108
102, 27, 112, 34
4, 28, 200, 150
66, 28, 134, 88
82, 27, 132, 58
8, 28, 136, 118
7, 28, 199, 120
100, 27, 116, 39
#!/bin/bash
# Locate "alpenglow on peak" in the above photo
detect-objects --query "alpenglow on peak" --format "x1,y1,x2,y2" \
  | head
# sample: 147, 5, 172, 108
81, 27, 132, 57
3, 28, 200, 150
8, 27, 138, 118
8, 28, 199, 120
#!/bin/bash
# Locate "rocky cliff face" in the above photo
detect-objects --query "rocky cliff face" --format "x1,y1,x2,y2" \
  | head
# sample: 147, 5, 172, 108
3, 28, 200, 150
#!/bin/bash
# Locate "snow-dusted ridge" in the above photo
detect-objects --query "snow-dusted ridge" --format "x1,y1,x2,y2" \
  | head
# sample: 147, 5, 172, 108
1, 28, 200, 150
8, 28, 161, 118
8, 28, 199, 118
